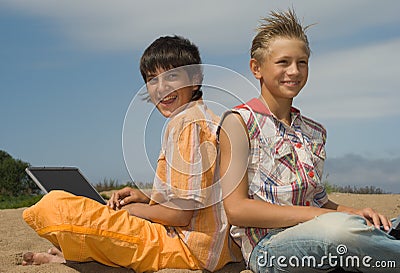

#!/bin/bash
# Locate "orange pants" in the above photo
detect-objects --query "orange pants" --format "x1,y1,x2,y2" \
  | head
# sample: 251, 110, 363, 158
23, 190, 200, 272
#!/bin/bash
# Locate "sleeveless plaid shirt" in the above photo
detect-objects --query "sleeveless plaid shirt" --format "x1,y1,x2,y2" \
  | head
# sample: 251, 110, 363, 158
225, 98, 329, 264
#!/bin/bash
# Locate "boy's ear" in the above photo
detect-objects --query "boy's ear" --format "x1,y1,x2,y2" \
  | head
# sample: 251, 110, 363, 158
191, 74, 202, 90
192, 73, 202, 85
250, 58, 262, 79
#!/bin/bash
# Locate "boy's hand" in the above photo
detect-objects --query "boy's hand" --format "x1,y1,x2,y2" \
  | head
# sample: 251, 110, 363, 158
357, 207, 392, 231
107, 187, 149, 210
327, 200, 392, 231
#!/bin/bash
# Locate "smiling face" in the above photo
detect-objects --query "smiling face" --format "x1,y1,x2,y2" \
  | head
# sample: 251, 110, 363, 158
251, 38, 309, 103
145, 67, 197, 118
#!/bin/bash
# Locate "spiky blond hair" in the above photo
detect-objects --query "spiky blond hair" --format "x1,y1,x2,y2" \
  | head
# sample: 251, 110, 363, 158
251, 8, 312, 61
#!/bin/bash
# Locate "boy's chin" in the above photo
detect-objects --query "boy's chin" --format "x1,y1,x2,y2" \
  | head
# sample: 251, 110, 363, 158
157, 107, 175, 118
160, 112, 172, 118
157, 103, 189, 118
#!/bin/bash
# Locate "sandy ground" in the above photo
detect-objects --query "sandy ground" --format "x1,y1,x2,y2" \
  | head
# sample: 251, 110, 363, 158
1, 193, 399, 273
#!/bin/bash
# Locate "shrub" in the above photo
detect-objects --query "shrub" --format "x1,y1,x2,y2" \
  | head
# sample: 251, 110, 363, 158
95, 178, 136, 192
323, 181, 385, 194
0, 150, 39, 196
0, 194, 43, 209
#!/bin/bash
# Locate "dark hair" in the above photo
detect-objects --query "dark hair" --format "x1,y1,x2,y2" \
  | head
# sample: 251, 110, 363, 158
140, 35, 203, 100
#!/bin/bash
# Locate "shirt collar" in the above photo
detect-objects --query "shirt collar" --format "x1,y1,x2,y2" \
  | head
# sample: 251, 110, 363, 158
238, 98, 301, 119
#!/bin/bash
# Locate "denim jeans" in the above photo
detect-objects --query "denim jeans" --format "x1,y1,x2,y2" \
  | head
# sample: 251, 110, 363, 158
248, 212, 400, 272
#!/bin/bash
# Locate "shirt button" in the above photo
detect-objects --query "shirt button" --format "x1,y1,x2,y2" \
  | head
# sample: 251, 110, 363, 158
308, 171, 315, 178
305, 201, 310, 206
295, 143, 302, 149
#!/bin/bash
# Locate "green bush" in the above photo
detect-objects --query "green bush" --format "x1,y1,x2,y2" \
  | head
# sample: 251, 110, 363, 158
95, 178, 153, 193
0, 194, 43, 209
323, 181, 385, 194
0, 150, 39, 196
95, 178, 135, 192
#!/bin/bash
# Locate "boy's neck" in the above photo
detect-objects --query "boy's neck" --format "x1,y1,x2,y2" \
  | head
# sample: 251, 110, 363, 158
259, 93, 293, 126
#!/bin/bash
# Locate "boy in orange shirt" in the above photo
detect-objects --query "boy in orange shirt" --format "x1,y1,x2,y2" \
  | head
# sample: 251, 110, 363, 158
23, 35, 242, 272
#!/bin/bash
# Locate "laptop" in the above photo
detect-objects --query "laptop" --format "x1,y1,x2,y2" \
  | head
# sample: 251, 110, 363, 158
26, 167, 107, 205
388, 215, 400, 239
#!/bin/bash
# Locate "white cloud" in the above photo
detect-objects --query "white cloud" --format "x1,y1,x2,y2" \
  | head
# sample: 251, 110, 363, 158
0, 0, 256, 53
2, 0, 400, 53
3, 0, 399, 121
3, 0, 399, 187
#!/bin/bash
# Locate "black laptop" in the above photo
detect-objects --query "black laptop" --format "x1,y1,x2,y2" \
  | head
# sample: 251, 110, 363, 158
388, 215, 400, 239
26, 167, 106, 205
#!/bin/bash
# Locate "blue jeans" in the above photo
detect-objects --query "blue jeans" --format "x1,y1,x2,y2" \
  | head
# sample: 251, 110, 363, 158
248, 212, 400, 272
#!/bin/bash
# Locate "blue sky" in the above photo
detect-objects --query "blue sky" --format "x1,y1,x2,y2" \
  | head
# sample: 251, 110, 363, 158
1, 0, 400, 193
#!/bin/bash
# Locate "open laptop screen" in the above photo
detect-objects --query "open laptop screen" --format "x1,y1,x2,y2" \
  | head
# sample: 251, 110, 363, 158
26, 167, 106, 205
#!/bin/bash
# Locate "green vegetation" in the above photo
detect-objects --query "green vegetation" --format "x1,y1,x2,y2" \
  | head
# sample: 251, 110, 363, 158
95, 178, 152, 192
94, 178, 153, 199
0, 150, 40, 196
95, 178, 133, 192
0, 150, 43, 209
323, 181, 385, 194
95, 178, 153, 200
0, 194, 43, 209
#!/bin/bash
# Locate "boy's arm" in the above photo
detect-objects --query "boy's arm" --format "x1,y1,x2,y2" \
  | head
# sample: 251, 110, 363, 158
121, 200, 195, 227
220, 113, 332, 229
108, 187, 195, 226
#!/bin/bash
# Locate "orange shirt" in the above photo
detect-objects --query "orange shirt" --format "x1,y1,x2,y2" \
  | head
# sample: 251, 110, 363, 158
150, 100, 242, 271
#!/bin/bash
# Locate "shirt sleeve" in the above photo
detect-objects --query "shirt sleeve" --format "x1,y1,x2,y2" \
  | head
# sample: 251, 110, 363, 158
314, 184, 329, 207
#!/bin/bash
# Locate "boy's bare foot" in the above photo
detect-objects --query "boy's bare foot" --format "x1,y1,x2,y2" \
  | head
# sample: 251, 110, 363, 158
22, 247, 66, 265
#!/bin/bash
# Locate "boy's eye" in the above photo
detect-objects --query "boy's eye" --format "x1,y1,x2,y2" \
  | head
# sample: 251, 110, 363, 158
299, 60, 308, 65
276, 60, 288, 65
166, 73, 178, 81
147, 77, 158, 84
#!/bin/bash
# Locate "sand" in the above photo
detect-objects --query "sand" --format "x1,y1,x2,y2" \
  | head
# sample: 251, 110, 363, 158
1, 193, 399, 273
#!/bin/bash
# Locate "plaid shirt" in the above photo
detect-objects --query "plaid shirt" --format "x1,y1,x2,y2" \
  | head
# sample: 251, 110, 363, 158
228, 98, 329, 264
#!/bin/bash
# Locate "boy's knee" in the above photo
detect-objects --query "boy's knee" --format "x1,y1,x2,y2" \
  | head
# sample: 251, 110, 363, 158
36, 190, 77, 210
312, 212, 374, 242
23, 191, 72, 228
275, 212, 372, 244
256, 213, 374, 260
315, 212, 367, 229
43, 190, 73, 202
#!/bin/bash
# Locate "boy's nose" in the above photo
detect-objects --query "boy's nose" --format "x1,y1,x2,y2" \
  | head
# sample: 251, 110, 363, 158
155, 79, 173, 99
156, 78, 171, 93
287, 63, 300, 75
156, 78, 166, 90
